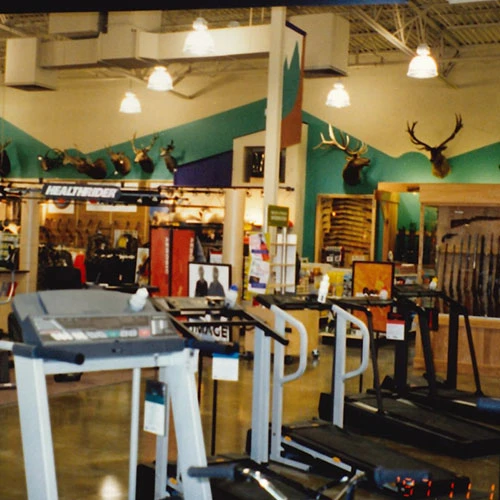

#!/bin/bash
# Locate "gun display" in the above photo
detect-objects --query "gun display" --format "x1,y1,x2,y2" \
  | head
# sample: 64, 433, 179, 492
451, 216, 500, 229
441, 243, 449, 313
476, 234, 486, 316
456, 238, 464, 306
494, 235, 500, 318
486, 234, 495, 317
448, 244, 456, 299
463, 234, 473, 314
472, 234, 480, 316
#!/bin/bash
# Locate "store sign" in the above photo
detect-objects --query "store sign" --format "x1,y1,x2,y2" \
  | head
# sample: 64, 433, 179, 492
267, 204, 289, 228
42, 183, 121, 202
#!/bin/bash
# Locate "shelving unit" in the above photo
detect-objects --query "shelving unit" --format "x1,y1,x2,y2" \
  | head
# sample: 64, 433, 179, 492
315, 194, 375, 266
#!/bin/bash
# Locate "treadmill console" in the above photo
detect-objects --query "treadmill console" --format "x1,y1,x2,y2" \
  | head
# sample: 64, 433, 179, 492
12, 289, 185, 359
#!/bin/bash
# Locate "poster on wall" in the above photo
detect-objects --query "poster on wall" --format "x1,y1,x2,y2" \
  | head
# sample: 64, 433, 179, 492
352, 261, 394, 333
188, 263, 231, 298
247, 232, 271, 294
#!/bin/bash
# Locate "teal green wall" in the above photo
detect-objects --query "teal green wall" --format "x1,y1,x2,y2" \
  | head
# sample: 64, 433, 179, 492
301, 111, 500, 260
1, 98, 499, 262
0, 99, 267, 181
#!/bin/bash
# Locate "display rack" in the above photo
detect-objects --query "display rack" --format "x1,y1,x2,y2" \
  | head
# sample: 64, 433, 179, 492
315, 194, 375, 266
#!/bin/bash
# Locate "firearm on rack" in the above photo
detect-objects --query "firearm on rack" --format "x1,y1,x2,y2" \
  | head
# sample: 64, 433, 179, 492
451, 216, 500, 229
440, 243, 449, 312
463, 234, 473, 314
448, 244, 456, 300
476, 234, 486, 316
456, 238, 464, 306
472, 234, 480, 316
487, 234, 495, 317
494, 235, 500, 318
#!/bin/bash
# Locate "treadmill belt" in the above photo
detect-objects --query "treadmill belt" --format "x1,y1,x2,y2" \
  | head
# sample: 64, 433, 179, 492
405, 388, 500, 425
282, 421, 470, 497
345, 394, 500, 457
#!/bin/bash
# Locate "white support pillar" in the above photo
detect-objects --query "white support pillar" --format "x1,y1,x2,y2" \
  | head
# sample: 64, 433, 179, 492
263, 6, 286, 233
19, 194, 40, 293
222, 189, 246, 289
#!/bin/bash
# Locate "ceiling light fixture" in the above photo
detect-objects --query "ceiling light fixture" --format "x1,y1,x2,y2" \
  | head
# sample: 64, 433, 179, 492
407, 43, 438, 79
325, 82, 351, 108
119, 91, 141, 114
183, 17, 216, 57
147, 66, 173, 92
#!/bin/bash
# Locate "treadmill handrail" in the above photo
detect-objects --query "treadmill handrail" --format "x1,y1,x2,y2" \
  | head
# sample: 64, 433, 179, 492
270, 304, 308, 384
332, 304, 370, 382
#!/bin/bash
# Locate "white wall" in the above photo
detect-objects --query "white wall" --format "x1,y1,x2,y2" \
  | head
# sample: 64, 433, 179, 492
1, 57, 497, 158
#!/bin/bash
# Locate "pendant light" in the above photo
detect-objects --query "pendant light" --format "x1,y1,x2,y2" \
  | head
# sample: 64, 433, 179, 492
183, 17, 216, 57
407, 43, 438, 79
119, 91, 141, 114
325, 82, 351, 109
147, 66, 173, 92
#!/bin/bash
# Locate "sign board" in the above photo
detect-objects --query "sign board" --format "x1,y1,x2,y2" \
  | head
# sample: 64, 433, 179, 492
42, 183, 120, 202
267, 204, 289, 228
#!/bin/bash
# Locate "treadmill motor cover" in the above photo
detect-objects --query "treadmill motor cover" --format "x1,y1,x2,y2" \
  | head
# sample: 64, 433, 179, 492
12, 289, 184, 358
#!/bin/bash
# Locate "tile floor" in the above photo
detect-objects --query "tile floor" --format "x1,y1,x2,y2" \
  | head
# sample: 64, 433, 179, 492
1, 333, 500, 499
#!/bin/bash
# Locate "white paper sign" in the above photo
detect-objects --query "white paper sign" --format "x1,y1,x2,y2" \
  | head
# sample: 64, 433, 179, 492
386, 319, 405, 341
212, 352, 239, 381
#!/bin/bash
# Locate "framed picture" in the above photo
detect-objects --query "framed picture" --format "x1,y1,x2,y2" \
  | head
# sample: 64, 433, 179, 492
352, 261, 395, 332
188, 263, 231, 298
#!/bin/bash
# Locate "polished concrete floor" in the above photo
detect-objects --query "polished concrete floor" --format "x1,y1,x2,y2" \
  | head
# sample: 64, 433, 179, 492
1, 333, 500, 500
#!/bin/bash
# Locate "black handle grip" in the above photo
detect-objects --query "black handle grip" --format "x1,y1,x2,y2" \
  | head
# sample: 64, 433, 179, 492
185, 339, 239, 355
477, 397, 500, 413
373, 467, 431, 486
12, 343, 85, 365
187, 464, 236, 480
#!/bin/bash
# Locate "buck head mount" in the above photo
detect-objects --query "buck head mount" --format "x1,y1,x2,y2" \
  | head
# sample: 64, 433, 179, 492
315, 124, 370, 186
160, 140, 178, 174
106, 146, 131, 176
131, 133, 159, 174
62, 149, 108, 180
406, 114, 463, 178
0, 139, 12, 177
38, 148, 66, 172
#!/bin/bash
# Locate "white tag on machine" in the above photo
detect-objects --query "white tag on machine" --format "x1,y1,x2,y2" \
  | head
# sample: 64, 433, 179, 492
143, 379, 167, 436
212, 352, 239, 381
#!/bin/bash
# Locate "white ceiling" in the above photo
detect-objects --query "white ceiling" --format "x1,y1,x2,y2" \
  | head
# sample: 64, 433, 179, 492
0, 1, 499, 84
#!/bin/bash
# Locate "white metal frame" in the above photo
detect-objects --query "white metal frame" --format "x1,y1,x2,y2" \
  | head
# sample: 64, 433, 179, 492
0, 340, 212, 500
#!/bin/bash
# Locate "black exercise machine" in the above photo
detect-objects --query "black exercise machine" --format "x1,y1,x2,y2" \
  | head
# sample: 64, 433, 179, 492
322, 293, 500, 458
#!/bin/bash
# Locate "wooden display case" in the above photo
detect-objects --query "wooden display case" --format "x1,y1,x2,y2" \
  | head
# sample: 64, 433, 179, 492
315, 194, 376, 267
413, 184, 500, 376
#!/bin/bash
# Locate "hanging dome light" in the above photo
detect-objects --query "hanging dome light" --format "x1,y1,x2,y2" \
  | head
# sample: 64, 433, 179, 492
325, 82, 351, 109
183, 17, 216, 57
407, 43, 438, 79
147, 66, 173, 92
119, 91, 141, 114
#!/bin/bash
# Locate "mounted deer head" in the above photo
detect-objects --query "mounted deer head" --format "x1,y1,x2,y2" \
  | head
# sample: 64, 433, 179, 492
131, 133, 159, 174
314, 124, 370, 186
0, 139, 12, 177
106, 146, 131, 176
38, 148, 65, 172
406, 114, 463, 178
160, 140, 178, 174
62, 150, 108, 180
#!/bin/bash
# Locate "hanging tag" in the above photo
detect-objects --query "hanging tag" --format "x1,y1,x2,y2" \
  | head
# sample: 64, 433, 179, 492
212, 352, 239, 381
143, 379, 166, 436
386, 318, 405, 341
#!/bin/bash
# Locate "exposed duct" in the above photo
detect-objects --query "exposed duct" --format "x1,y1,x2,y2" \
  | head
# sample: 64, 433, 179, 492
289, 13, 350, 77
3, 11, 349, 91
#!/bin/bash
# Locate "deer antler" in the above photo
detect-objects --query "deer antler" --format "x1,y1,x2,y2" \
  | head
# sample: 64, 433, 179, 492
437, 113, 463, 149
406, 122, 432, 151
315, 124, 350, 151
131, 133, 139, 154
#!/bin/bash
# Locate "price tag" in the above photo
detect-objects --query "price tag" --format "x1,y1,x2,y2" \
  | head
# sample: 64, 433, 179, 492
143, 379, 166, 435
386, 318, 405, 341
212, 352, 239, 381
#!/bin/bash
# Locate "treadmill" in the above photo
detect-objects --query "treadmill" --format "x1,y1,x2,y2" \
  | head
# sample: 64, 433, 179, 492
137, 295, 332, 500
252, 294, 471, 498
327, 294, 500, 459
389, 283, 498, 424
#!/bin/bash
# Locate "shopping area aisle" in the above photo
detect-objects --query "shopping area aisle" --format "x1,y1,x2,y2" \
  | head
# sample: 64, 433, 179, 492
1, 338, 500, 499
